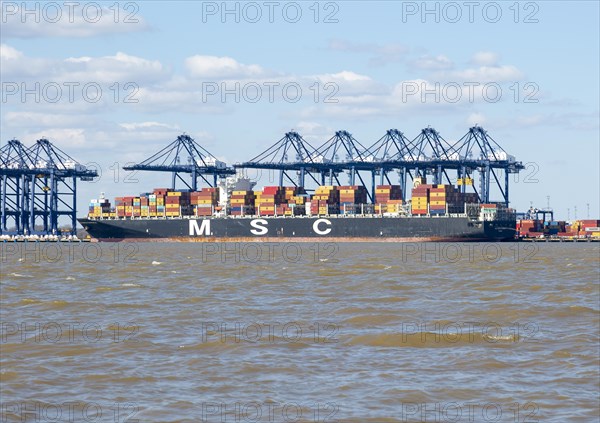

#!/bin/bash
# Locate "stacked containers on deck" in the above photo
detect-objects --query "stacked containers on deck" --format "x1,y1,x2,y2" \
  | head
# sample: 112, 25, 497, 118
165, 191, 191, 217
89, 198, 111, 218
311, 186, 340, 215
140, 195, 149, 217
147, 194, 157, 217
154, 188, 168, 216
412, 182, 479, 216
230, 190, 255, 216
339, 186, 368, 214
276, 187, 306, 216
191, 188, 219, 216
115, 197, 133, 217
462, 193, 479, 204
286, 187, 308, 210
429, 185, 453, 215
374, 185, 403, 214
411, 183, 432, 215
255, 186, 285, 216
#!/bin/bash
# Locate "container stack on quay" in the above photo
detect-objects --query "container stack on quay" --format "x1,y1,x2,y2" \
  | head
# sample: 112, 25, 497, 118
558, 220, 599, 238
310, 186, 340, 215
229, 190, 255, 216
516, 219, 544, 237
374, 185, 403, 214
517, 219, 600, 239
191, 188, 219, 216
576, 220, 600, 238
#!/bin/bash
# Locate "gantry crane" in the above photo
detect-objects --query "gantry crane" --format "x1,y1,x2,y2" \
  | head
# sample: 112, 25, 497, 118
0, 138, 97, 235
122, 134, 236, 190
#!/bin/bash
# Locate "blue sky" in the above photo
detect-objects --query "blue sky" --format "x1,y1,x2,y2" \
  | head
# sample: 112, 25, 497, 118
2, 1, 599, 220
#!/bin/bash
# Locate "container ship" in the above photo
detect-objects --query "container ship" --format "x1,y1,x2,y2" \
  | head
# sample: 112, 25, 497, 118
78, 178, 517, 241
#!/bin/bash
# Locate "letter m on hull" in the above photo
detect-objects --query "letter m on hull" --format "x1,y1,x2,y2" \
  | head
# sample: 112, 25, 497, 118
189, 220, 211, 236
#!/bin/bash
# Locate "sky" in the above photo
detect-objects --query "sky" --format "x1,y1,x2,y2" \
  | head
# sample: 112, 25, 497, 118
2, 0, 599, 221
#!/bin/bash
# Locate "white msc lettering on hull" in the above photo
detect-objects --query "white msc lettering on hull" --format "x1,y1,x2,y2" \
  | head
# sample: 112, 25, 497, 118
250, 218, 269, 235
313, 218, 332, 235
189, 219, 211, 236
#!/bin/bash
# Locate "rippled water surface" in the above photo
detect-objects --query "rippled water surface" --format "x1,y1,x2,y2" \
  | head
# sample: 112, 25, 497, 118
1, 242, 599, 422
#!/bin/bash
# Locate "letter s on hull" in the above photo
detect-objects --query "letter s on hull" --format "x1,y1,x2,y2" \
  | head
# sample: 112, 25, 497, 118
313, 218, 332, 235
250, 219, 269, 235
189, 219, 211, 236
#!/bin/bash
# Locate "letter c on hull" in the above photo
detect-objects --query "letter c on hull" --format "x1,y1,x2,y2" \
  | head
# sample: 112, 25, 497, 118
313, 218, 332, 235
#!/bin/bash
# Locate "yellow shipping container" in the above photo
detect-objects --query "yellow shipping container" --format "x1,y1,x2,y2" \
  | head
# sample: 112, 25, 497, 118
230, 199, 246, 205
430, 201, 446, 206
376, 188, 391, 194
167, 191, 182, 197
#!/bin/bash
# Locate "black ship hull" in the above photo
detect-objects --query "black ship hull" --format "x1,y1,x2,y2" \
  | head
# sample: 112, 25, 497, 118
78, 216, 516, 241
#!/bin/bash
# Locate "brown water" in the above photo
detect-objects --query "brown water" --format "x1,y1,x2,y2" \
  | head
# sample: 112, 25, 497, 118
1, 242, 599, 422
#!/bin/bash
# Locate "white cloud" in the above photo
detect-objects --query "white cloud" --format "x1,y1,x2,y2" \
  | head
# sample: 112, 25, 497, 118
313, 71, 386, 97
292, 122, 336, 145
185, 55, 265, 79
26, 128, 87, 148
328, 39, 410, 66
0, 44, 23, 60
467, 112, 487, 126
439, 65, 524, 83
1, 45, 167, 84
320, 71, 372, 82
3, 4, 150, 38
471, 51, 500, 66
119, 122, 180, 131
410, 54, 453, 71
